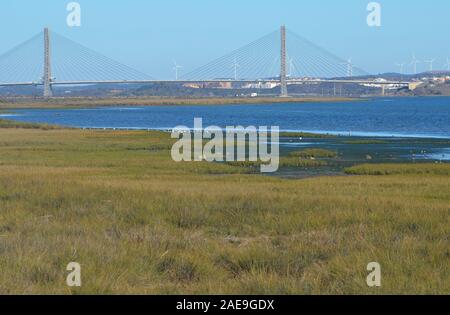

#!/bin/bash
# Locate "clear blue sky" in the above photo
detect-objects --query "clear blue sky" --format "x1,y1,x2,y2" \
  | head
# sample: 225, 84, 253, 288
1, 0, 450, 78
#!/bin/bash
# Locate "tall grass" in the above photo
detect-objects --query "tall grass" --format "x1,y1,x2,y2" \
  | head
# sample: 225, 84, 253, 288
0, 119, 61, 130
0, 96, 357, 109
288, 148, 337, 158
345, 163, 450, 176
0, 127, 448, 294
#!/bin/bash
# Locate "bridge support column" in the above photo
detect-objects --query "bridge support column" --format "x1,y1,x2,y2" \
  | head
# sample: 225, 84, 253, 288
280, 25, 288, 98
43, 28, 53, 98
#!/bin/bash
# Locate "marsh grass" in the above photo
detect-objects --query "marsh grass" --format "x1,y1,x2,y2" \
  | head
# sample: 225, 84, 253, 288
0, 119, 61, 130
288, 148, 338, 159
0, 127, 448, 294
0, 96, 357, 109
226, 157, 326, 170
345, 163, 450, 176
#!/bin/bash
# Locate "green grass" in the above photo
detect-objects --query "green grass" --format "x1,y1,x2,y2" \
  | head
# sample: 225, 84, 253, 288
0, 119, 62, 130
0, 126, 448, 295
288, 148, 338, 159
345, 163, 450, 176
226, 156, 326, 170
0, 96, 358, 109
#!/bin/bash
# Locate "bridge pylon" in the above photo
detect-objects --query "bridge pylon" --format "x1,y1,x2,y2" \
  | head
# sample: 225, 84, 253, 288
280, 25, 288, 98
43, 28, 53, 98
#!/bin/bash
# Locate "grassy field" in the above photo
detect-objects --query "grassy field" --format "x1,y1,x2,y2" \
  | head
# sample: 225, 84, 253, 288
0, 124, 448, 294
0, 96, 357, 109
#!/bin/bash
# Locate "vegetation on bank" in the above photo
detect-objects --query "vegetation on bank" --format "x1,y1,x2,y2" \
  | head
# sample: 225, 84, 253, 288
0, 96, 357, 109
0, 124, 448, 295
227, 157, 327, 170
0, 119, 62, 130
226, 149, 337, 170
288, 148, 338, 159
345, 163, 450, 176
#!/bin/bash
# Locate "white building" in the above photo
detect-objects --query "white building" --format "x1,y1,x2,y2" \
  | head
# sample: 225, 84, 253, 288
242, 82, 279, 89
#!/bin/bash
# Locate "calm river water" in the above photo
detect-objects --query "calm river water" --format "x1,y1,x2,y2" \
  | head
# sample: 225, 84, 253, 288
4, 97, 450, 139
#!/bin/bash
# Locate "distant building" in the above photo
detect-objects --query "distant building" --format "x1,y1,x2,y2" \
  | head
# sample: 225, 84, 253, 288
242, 82, 279, 89
182, 82, 233, 89
183, 83, 202, 89
431, 77, 447, 84
361, 78, 403, 90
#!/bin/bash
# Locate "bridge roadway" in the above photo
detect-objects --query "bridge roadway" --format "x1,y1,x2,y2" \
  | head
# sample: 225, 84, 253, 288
0, 79, 411, 87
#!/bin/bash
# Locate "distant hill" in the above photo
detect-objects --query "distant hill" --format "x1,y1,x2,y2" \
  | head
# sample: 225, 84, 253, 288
352, 71, 450, 81
395, 80, 450, 96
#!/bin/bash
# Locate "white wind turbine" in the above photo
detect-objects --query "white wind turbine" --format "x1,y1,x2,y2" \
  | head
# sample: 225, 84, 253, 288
173, 60, 183, 81
410, 54, 420, 74
444, 58, 450, 71
424, 58, 436, 72
395, 62, 405, 74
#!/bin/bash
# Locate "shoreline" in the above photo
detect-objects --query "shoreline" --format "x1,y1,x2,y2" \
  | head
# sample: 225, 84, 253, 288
1, 118, 449, 170
2, 116, 450, 141
69, 127, 450, 140
0, 96, 360, 109
1, 95, 449, 140
2, 117, 450, 141
82, 127, 450, 140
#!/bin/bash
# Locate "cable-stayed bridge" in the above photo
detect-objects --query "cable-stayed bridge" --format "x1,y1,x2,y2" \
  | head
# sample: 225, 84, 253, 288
0, 26, 411, 97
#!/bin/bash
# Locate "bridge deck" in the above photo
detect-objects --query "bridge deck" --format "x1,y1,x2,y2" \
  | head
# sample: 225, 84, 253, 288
0, 79, 411, 87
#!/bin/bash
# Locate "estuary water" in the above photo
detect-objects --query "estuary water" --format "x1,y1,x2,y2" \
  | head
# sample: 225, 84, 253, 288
6, 97, 450, 139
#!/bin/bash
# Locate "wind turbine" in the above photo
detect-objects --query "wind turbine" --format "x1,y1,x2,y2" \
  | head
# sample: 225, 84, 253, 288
424, 58, 436, 72
444, 58, 450, 71
395, 62, 405, 74
173, 60, 183, 81
410, 54, 420, 74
